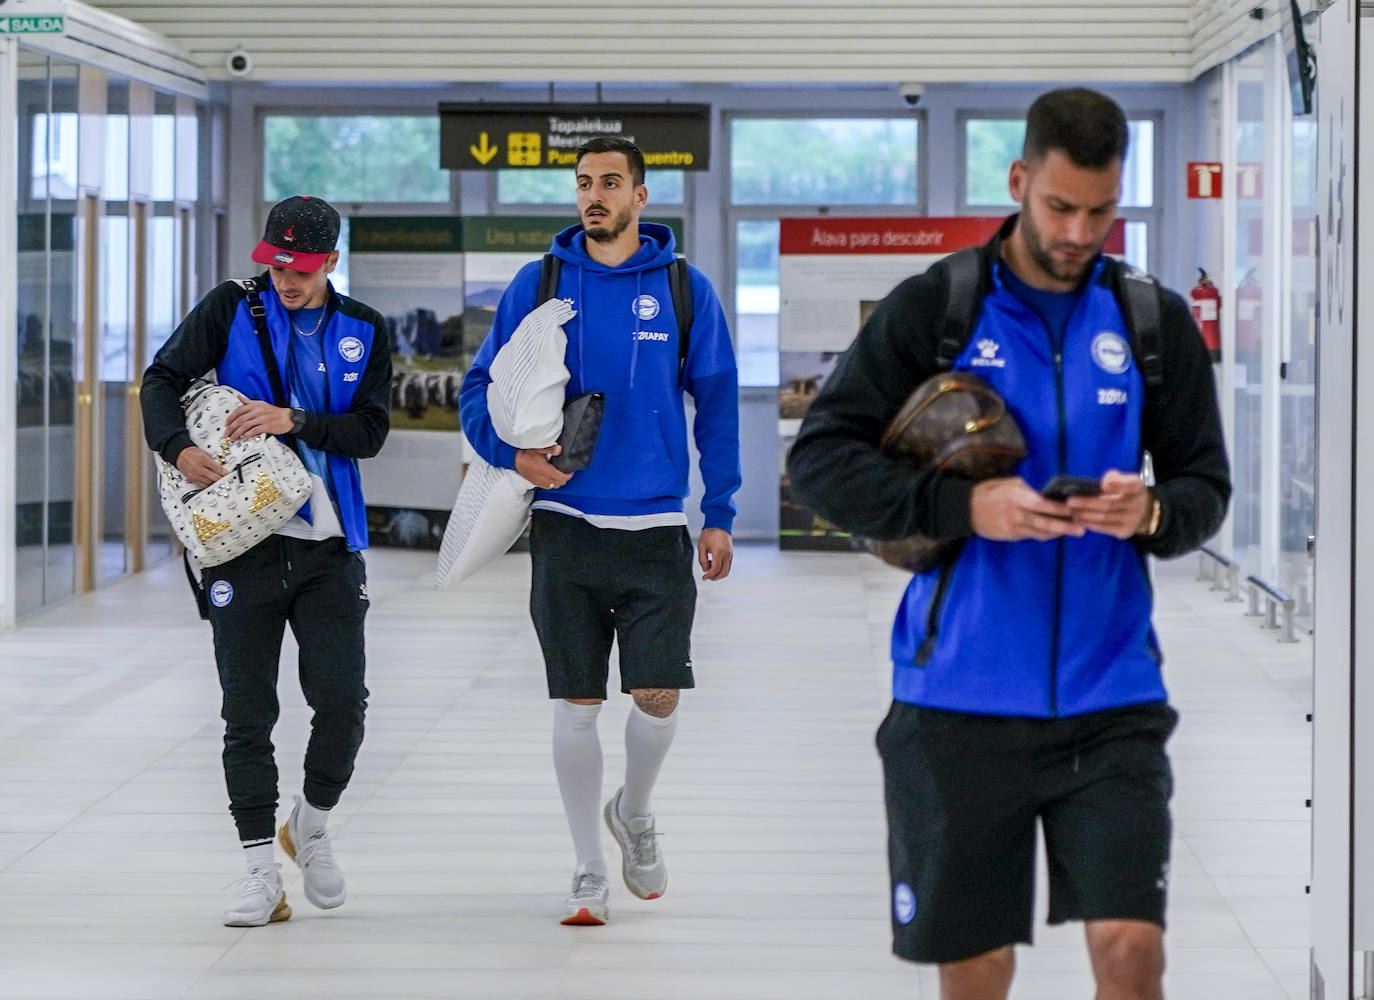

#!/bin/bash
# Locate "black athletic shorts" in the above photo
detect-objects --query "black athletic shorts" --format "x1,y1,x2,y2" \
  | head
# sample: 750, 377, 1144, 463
876, 699, 1177, 964
529, 509, 697, 699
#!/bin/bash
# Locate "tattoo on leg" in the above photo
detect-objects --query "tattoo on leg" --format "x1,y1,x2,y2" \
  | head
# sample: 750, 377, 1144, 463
632, 688, 679, 718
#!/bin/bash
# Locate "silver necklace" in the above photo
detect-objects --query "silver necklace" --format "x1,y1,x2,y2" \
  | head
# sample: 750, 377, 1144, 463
293, 307, 326, 337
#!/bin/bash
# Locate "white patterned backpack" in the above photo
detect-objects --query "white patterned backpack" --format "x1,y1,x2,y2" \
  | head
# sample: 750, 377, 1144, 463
156, 278, 311, 567
158, 381, 311, 567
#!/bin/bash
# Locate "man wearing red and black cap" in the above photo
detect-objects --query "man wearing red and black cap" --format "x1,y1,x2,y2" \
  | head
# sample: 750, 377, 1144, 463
141, 195, 392, 928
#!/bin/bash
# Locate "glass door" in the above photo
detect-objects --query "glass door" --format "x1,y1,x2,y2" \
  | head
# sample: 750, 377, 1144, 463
14, 50, 80, 614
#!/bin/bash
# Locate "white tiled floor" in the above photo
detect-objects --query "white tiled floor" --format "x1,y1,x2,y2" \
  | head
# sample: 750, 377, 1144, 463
0, 546, 1310, 999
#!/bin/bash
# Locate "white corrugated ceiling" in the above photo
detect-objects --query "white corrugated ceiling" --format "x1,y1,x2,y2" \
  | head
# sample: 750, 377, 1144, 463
94, 1, 1206, 83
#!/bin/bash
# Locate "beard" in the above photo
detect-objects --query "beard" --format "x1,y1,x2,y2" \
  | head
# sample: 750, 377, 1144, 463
1020, 209, 1097, 285
583, 205, 634, 243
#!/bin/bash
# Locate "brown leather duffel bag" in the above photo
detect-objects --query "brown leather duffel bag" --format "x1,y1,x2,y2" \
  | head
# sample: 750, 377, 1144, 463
860, 370, 1026, 573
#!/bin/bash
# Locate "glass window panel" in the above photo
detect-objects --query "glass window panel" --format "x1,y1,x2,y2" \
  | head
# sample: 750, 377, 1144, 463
176, 104, 198, 201
731, 118, 918, 206
1122, 121, 1154, 208
102, 215, 129, 379
964, 117, 1155, 208
262, 116, 449, 203
1124, 220, 1148, 272
498, 168, 683, 205
31, 112, 78, 200
1231, 55, 1267, 571
964, 119, 1023, 206
150, 215, 176, 353
105, 114, 128, 201
331, 217, 351, 297
151, 114, 175, 201
1282, 118, 1318, 623
735, 219, 781, 387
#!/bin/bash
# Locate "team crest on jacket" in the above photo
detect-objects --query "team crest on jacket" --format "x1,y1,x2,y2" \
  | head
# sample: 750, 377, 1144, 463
970, 338, 1006, 368
1091, 332, 1131, 374
338, 336, 364, 363
633, 294, 661, 321
209, 581, 234, 608
893, 882, 916, 924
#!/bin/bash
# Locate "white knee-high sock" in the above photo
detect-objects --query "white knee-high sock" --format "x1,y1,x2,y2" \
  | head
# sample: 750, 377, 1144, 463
620, 703, 678, 821
552, 699, 606, 875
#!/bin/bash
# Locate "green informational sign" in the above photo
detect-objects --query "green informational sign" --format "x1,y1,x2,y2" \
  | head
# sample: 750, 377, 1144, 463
349, 216, 462, 253
0, 16, 64, 33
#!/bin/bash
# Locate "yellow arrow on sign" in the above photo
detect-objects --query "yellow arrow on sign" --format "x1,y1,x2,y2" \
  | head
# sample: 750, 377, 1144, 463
470, 133, 498, 165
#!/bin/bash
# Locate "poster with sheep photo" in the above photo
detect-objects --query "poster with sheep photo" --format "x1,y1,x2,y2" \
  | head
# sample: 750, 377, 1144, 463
349, 216, 466, 549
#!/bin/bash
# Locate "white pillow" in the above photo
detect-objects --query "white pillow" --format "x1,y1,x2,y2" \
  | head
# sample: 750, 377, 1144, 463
434, 456, 532, 589
487, 296, 576, 448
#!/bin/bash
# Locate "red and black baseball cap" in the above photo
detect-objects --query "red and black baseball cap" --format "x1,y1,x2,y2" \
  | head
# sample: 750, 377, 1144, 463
251, 195, 340, 273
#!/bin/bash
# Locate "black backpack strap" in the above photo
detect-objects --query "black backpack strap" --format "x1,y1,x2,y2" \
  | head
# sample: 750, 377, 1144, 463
537, 253, 561, 305
183, 551, 209, 620
240, 277, 291, 407
1116, 263, 1165, 388
669, 255, 693, 385
934, 247, 986, 370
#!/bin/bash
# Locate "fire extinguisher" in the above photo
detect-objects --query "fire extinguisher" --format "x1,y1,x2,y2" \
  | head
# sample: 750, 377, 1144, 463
1190, 268, 1221, 362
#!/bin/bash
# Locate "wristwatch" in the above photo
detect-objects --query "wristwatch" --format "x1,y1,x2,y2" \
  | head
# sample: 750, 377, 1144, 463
289, 407, 307, 435
1142, 495, 1163, 537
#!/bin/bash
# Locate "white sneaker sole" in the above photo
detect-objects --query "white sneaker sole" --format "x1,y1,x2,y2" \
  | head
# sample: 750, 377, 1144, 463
224, 893, 291, 927
603, 792, 666, 901
561, 905, 608, 926
279, 821, 346, 909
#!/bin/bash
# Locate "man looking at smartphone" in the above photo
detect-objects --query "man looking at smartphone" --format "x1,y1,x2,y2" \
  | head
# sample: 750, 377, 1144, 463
788, 89, 1229, 1000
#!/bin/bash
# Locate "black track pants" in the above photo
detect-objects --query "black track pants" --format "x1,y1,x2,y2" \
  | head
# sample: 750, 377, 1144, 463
203, 535, 370, 841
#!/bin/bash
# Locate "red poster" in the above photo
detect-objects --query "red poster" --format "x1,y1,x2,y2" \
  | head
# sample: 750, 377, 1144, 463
779, 216, 1124, 256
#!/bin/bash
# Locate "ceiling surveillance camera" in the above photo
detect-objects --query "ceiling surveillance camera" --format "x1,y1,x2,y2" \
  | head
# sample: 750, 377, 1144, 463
226, 48, 253, 77
899, 83, 925, 106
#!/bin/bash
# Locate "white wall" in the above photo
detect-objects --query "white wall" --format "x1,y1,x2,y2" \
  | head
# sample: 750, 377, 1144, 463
1310, 0, 1358, 995
94, 1, 1195, 83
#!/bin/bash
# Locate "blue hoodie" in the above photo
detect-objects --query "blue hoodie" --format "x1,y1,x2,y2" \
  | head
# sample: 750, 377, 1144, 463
891, 257, 1161, 717
460, 223, 741, 531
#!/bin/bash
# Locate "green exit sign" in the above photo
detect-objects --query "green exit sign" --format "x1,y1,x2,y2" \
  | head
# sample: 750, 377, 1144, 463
0, 16, 65, 34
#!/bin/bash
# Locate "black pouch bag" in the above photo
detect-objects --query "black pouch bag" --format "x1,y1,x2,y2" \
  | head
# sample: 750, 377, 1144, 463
550, 391, 605, 473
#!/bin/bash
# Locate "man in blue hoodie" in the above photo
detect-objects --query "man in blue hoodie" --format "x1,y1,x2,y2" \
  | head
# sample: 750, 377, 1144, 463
789, 90, 1228, 999
461, 137, 741, 926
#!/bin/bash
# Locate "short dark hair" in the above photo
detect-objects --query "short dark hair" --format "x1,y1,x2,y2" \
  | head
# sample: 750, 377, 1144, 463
575, 136, 646, 186
1022, 88, 1129, 169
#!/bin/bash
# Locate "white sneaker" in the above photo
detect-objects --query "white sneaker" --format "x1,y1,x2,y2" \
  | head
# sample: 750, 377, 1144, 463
278, 796, 346, 909
603, 786, 667, 900
560, 866, 610, 926
223, 863, 291, 927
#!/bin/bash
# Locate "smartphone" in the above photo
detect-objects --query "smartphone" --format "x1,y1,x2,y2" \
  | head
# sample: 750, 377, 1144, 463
1041, 474, 1102, 501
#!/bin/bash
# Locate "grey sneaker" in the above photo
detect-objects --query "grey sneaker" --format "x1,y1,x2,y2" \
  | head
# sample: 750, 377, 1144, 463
223, 863, 291, 927
560, 865, 610, 925
603, 786, 667, 900
278, 796, 346, 909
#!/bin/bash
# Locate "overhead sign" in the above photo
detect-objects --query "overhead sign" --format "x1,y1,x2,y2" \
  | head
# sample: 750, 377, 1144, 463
1187, 162, 1223, 199
439, 103, 710, 171
0, 16, 64, 33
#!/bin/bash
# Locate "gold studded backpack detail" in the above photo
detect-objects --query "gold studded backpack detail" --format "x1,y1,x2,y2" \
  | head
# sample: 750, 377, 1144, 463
157, 379, 311, 567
